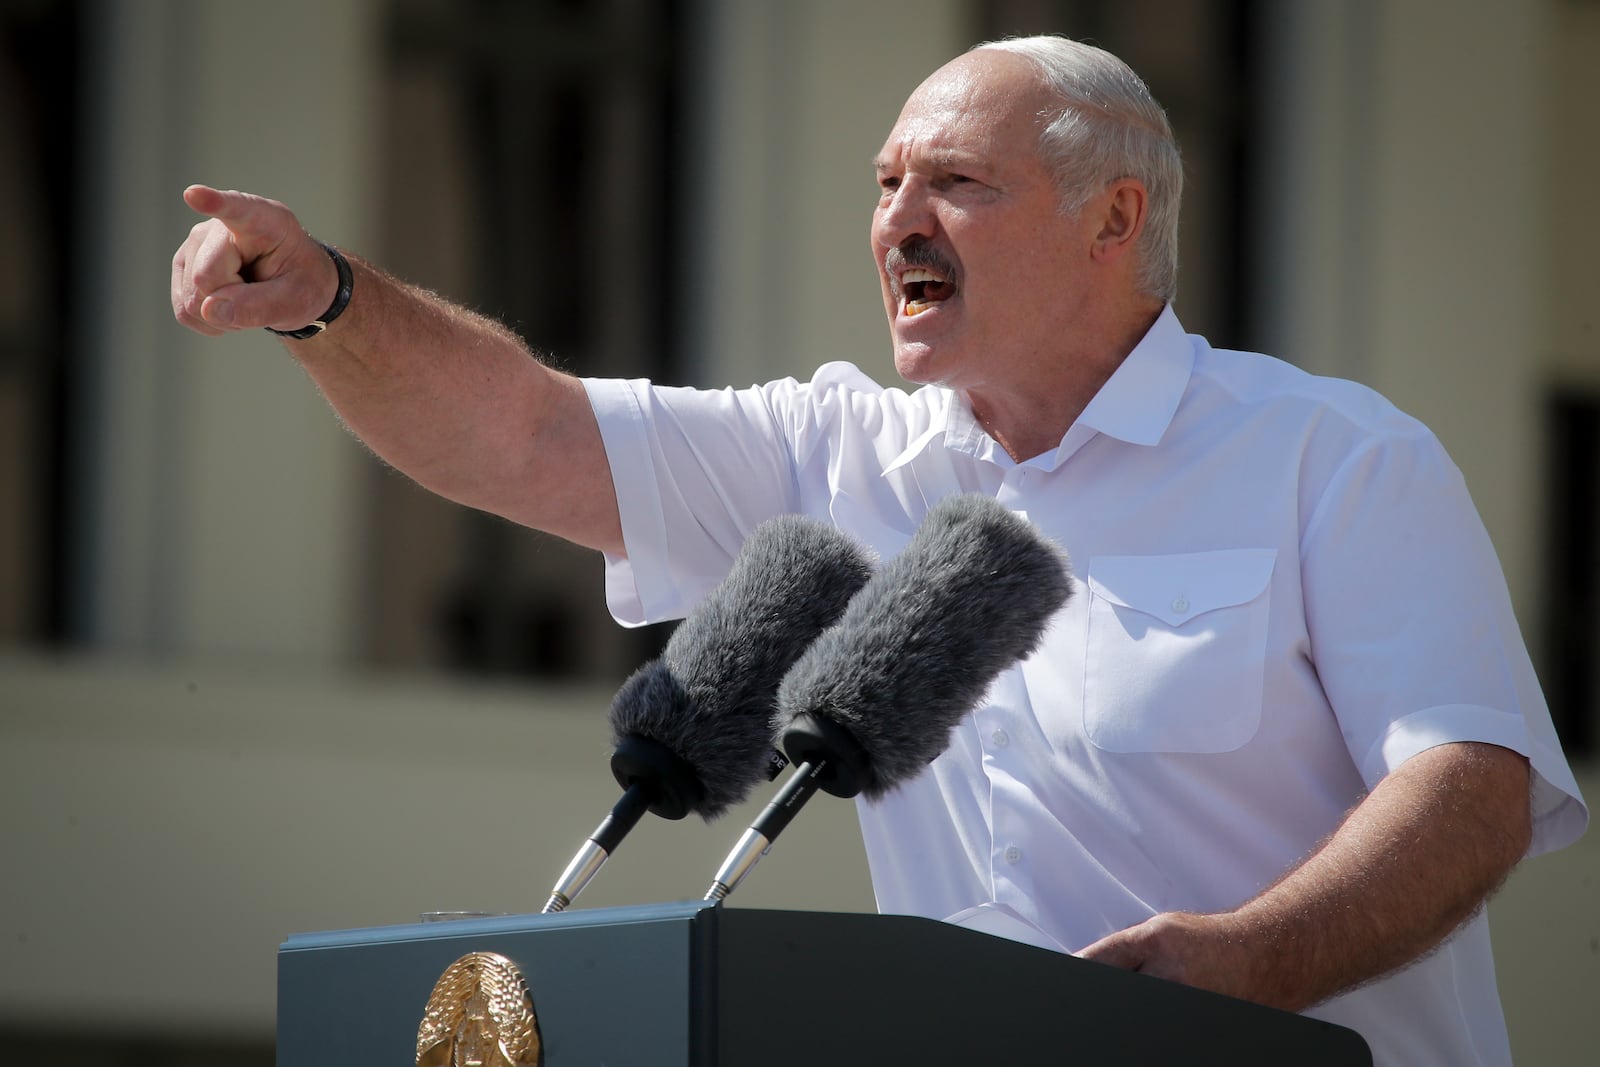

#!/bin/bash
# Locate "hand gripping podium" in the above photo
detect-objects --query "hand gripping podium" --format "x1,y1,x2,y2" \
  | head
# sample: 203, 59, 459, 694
278, 900, 1371, 1066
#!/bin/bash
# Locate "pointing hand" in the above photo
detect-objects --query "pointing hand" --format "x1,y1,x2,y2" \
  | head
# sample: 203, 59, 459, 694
170, 185, 338, 337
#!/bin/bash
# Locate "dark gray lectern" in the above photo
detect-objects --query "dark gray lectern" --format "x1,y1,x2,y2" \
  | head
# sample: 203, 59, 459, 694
278, 900, 1371, 1065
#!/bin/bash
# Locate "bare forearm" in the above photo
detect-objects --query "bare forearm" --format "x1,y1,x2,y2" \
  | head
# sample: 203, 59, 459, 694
1079, 741, 1532, 1011
288, 256, 622, 551
1224, 741, 1530, 1008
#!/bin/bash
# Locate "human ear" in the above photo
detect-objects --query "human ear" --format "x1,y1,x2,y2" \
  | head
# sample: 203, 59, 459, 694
1091, 179, 1148, 264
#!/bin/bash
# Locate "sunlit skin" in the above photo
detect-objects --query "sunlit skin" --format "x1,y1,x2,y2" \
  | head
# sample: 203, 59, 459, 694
871, 49, 1163, 462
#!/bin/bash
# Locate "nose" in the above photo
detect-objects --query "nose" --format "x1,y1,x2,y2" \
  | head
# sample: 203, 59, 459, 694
873, 177, 937, 250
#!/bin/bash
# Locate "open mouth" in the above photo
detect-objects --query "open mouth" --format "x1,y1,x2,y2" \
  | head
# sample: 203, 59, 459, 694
901, 267, 957, 317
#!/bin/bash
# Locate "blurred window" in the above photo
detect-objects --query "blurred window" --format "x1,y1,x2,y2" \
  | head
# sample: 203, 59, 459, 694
0, 0, 80, 648
1544, 390, 1600, 757
362, 0, 684, 679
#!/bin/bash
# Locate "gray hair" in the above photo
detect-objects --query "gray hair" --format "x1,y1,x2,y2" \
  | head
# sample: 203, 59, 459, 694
976, 36, 1183, 303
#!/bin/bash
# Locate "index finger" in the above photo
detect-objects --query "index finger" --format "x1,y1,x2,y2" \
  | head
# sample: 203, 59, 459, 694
182, 184, 291, 246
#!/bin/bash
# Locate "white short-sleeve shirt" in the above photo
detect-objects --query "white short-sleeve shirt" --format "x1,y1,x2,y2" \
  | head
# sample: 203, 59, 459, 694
582, 305, 1587, 1066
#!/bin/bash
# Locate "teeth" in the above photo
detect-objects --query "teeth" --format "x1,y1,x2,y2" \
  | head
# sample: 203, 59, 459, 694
905, 300, 932, 316
902, 268, 943, 284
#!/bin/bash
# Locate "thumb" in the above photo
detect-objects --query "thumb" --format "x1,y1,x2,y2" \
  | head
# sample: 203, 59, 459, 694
1075, 927, 1145, 970
201, 271, 328, 332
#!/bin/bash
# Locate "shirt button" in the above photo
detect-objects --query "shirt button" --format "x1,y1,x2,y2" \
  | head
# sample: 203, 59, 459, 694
1003, 845, 1023, 864
990, 729, 1010, 748
1171, 595, 1189, 614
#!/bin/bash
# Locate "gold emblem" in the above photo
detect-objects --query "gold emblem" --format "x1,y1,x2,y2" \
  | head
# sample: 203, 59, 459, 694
416, 952, 543, 1067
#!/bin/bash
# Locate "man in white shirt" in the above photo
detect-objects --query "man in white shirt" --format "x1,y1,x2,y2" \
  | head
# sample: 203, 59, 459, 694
171, 35, 1585, 1065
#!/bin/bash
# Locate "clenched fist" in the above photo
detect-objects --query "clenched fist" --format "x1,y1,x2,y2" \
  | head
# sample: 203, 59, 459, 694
170, 185, 341, 337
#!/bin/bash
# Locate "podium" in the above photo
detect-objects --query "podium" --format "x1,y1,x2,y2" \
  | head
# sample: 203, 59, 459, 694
278, 901, 1371, 1065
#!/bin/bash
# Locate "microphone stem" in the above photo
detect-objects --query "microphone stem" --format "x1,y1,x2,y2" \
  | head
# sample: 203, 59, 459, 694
543, 782, 652, 913
704, 760, 826, 902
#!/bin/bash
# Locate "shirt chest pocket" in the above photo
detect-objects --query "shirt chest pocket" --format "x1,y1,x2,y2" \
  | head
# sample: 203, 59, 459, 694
1082, 549, 1277, 754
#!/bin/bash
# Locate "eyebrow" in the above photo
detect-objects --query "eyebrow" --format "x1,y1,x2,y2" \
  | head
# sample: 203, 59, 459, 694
872, 152, 991, 175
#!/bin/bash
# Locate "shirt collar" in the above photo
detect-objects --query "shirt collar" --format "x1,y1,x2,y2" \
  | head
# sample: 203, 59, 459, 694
1070, 303, 1193, 450
881, 401, 959, 475
881, 304, 1193, 476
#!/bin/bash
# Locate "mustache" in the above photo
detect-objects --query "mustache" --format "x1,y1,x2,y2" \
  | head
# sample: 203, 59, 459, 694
884, 239, 958, 295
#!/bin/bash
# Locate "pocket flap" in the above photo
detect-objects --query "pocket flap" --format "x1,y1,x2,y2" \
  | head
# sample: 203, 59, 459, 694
1087, 549, 1277, 627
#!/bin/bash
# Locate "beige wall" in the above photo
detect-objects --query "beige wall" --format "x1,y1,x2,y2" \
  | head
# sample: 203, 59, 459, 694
1544, 1, 1600, 389
0, 654, 874, 1037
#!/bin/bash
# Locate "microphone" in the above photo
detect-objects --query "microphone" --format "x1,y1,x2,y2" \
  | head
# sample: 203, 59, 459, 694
541, 515, 873, 913
704, 494, 1073, 902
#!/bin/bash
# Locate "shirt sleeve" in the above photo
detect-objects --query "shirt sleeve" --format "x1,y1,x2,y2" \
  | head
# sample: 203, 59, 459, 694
1301, 427, 1587, 858
580, 375, 808, 626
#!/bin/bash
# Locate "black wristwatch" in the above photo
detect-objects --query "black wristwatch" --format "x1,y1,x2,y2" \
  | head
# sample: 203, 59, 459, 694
265, 241, 354, 339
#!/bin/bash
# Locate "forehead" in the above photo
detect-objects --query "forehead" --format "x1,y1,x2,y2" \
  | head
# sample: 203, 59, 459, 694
876, 50, 1054, 171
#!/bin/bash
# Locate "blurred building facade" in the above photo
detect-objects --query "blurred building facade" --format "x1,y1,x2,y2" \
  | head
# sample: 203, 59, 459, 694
1, 0, 1595, 1063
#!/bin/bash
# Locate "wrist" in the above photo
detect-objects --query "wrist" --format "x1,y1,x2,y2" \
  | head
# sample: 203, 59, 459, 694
266, 241, 353, 339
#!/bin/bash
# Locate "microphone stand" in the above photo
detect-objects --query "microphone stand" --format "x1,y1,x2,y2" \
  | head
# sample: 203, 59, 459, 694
705, 761, 826, 901
543, 735, 702, 913
544, 783, 653, 913
703, 713, 870, 902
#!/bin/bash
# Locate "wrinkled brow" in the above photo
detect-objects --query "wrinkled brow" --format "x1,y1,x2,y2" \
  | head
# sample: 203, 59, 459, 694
873, 150, 992, 176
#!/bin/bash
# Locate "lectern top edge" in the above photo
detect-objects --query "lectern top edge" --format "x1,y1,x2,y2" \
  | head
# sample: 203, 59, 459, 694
279, 898, 718, 953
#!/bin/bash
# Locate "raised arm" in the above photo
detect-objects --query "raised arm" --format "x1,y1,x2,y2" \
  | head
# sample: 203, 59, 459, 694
1077, 740, 1532, 1011
170, 185, 625, 556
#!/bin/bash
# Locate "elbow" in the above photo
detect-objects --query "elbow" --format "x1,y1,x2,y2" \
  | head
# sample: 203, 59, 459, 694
1483, 748, 1535, 887
1501, 782, 1534, 872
